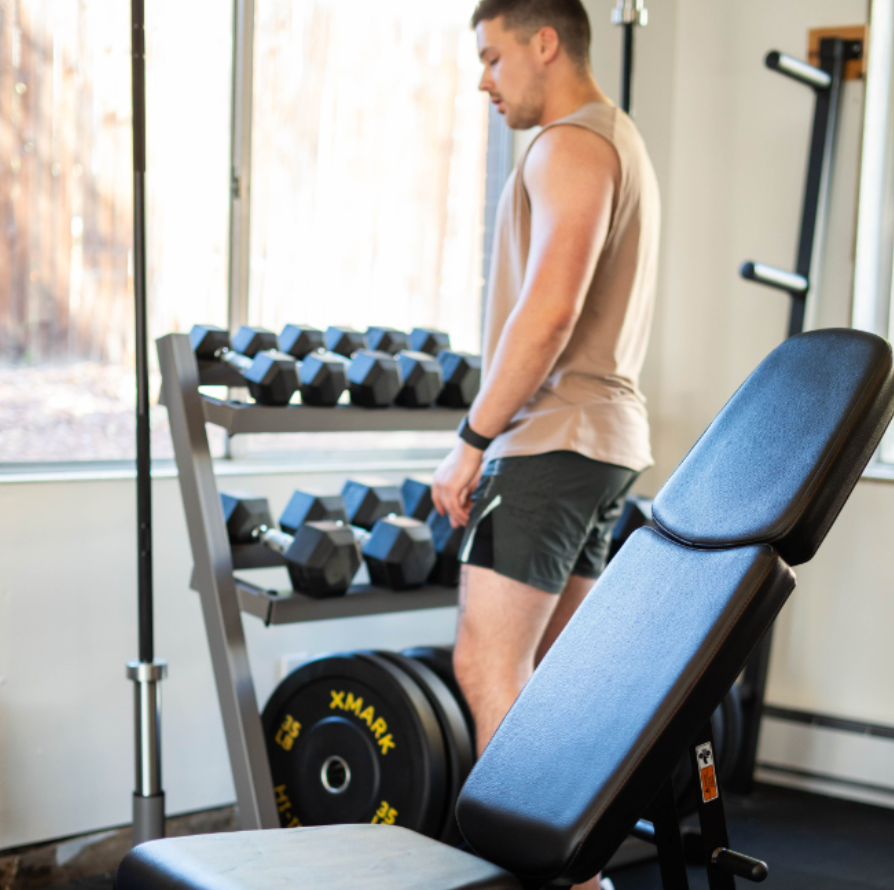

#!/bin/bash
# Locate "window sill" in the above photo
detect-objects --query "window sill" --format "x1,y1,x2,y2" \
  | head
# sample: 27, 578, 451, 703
0, 448, 451, 485
861, 462, 894, 483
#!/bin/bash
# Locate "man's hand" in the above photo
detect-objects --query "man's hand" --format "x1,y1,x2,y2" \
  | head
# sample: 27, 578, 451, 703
433, 441, 484, 528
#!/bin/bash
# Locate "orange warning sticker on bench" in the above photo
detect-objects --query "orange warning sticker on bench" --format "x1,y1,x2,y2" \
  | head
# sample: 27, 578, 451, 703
695, 742, 719, 803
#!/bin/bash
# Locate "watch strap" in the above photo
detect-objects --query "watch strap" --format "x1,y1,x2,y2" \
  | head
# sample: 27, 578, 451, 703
458, 415, 493, 451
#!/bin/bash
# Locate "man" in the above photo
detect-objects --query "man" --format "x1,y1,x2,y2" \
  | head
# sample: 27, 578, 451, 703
433, 0, 659, 778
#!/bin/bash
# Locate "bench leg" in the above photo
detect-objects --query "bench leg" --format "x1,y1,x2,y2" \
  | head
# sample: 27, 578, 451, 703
647, 778, 690, 890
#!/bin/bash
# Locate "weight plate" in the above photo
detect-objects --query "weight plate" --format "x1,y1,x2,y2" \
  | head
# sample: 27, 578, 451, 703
375, 651, 475, 845
401, 646, 476, 753
262, 653, 447, 837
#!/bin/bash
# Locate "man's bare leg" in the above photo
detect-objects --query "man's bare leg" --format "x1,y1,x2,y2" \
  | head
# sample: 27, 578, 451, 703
535, 573, 597, 665
453, 570, 603, 890
453, 564, 558, 757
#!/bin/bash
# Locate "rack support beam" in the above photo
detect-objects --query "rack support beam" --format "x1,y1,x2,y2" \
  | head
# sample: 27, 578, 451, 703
158, 334, 279, 830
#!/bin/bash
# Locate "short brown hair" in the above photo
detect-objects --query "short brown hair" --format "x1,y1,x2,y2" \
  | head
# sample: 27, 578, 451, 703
471, 0, 592, 69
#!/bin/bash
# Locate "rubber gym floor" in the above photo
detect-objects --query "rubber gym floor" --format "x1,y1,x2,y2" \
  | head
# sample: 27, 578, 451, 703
46, 783, 894, 890
612, 783, 894, 890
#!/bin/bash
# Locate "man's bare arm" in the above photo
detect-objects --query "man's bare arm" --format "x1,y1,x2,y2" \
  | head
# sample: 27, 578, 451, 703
432, 124, 619, 527
468, 125, 619, 439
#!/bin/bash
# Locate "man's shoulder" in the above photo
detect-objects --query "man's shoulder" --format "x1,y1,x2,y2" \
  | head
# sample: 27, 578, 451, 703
529, 121, 619, 160
523, 122, 621, 198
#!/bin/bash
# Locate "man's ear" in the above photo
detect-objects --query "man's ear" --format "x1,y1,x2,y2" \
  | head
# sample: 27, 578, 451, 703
536, 26, 561, 64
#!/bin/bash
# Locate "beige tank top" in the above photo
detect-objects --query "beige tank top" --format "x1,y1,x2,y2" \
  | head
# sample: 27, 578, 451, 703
482, 101, 660, 472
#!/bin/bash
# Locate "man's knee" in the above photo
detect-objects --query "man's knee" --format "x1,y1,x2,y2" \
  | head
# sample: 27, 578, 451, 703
453, 614, 497, 697
452, 641, 475, 697
455, 568, 557, 689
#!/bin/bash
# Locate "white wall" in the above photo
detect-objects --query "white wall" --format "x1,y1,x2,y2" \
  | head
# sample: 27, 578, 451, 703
0, 465, 456, 850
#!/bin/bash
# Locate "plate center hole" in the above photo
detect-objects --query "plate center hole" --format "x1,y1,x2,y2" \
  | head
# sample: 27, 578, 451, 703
321, 755, 351, 794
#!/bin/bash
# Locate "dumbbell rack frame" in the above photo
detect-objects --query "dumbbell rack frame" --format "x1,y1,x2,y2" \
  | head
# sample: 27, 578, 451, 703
158, 333, 462, 831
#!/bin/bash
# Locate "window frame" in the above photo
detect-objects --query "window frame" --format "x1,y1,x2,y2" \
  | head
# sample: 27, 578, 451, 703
852, 0, 894, 478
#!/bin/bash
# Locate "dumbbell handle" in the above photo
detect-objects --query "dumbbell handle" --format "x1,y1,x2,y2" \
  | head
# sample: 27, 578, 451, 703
353, 526, 373, 547
256, 525, 294, 554
339, 518, 409, 547
219, 347, 253, 374
260, 522, 368, 564
257, 519, 364, 555
333, 522, 370, 547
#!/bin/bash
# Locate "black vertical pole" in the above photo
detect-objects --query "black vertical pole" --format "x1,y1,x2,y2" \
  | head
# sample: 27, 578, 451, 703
620, 22, 635, 114
129, 0, 167, 847
788, 37, 845, 338
132, 0, 152, 666
612, 1, 647, 117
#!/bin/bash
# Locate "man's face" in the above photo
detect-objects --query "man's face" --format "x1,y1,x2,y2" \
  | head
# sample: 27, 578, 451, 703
476, 17, 547, 130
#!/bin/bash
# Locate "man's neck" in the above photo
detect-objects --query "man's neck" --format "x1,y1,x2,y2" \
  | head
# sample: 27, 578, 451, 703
537, 74, 609, 128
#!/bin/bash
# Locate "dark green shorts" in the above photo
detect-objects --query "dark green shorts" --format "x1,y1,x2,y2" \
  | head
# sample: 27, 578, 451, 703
459, 450, 639, 594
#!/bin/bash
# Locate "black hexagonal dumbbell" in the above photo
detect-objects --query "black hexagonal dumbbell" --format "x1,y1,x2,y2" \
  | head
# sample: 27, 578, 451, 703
232, 325, 278, 357
278, 324, 325, 360
395, 351, 444, 408
282, 488, 436, 591
346, 350, 402, 407
341, 480, 403, 529
401, 478, 434, 521
220, 491, 360, 598
426, 509, 464, 587
359, 515, 436, 590
366, 326, 410, 355
275, 325, 349, 406
325, 326, 368, 358
398, 479, 463, 587
190, 324, 299, 406
436, 351, 482, 408
409, 327, 451, 356
298, 351, 349, 406
279, 490, 349, 530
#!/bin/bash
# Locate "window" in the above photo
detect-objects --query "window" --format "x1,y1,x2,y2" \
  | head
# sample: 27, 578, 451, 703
0, 0, 494, 466
0, 0, 232, 463
248, 0, 488, 351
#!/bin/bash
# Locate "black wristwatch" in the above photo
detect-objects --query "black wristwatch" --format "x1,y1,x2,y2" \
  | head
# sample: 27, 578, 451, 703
458, 415, 493, 451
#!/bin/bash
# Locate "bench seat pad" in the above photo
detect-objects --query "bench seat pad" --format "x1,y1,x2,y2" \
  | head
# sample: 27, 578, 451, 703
117, 824, 520, 890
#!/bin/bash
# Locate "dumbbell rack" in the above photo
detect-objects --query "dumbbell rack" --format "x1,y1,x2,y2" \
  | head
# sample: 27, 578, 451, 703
158, 333, 463, 831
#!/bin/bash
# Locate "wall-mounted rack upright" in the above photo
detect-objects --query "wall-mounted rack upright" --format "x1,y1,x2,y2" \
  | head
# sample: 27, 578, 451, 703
740, 35, 862, 336
733, 31, 864, 794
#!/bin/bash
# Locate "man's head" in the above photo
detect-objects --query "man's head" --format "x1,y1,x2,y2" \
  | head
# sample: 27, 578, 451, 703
472, 0, 592, 129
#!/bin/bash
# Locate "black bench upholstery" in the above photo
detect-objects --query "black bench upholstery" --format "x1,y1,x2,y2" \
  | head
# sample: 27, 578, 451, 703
455, 533, 794, 883
651, 328, 894, 564
118, 329, 894, 890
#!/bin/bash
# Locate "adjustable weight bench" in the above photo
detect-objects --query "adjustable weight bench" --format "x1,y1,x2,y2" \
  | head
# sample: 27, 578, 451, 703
119, 329, 894, 890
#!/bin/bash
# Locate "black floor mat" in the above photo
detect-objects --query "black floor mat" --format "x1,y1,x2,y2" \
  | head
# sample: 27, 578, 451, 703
50, 784, 894, 890
52, 873, 116, 890
609, 783, 894, 890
